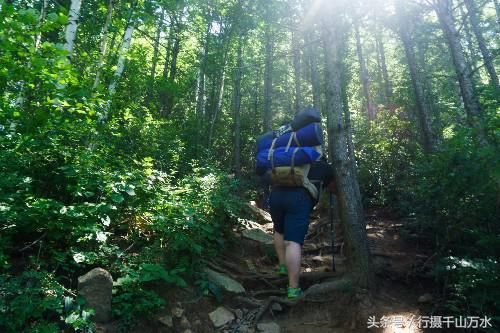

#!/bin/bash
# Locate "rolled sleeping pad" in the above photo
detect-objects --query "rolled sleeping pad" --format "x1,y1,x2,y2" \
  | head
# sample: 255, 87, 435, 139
256, 122, 323, 151
256, 131, 274, 152
291, 107, 321, 131
256, 146, 322, 169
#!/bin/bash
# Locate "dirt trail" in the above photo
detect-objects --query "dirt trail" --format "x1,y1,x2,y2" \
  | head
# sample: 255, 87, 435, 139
119, 205, 435, 333
211, 205, 434, 333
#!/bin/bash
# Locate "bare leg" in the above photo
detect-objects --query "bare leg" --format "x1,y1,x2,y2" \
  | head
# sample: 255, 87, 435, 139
285, 241, 302, 288
274, 232, 286, 266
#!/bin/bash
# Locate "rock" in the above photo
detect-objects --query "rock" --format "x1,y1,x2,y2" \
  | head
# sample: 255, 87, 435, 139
171, 307, 184, 318
209, 306, 235, 328
242, 229, 273, 245
240, 324, 256, 333
257, 322, 280, 333
158, 315, 174, 327
78, 267, 113, 323
418, 293, 433, 303
182, 330, 192, 333
247, 202, 272, 224
179, 316, 191, 329
234, 308, 244, 319
271, 303, 282, 312
204, 268, 245, 294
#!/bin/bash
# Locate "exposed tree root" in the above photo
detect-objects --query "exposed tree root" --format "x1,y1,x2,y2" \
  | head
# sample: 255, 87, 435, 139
252, 276, 353, 324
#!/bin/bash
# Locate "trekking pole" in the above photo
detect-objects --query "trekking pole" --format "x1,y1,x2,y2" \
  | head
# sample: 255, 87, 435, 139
329, 191, 336, 272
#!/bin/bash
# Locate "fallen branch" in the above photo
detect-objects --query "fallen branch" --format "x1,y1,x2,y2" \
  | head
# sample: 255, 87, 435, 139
18, 232, 47, 252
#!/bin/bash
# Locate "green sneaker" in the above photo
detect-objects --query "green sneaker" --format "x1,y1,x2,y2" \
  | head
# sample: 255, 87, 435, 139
277, 264, 287, 276
287, 287, 303, 299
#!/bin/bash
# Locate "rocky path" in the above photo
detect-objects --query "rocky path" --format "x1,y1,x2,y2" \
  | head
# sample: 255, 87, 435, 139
123, 202, 435, 333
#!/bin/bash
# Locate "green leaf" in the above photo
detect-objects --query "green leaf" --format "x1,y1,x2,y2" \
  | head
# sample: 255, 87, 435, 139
110, 193, 124, 203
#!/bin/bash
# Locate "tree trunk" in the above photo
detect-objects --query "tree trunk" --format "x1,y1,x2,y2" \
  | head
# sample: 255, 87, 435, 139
208, 60, 227, 149
375, 29, 392, 103
35, 0, 49, 50
292, 29, 302, 114
233, 39, 243, 177
322, 11, 373, 291
493, 0, 500, 33
398, 22, 436, 153
307, 32, 321, 112
464, 0, 499, 86
17, 0, 48, 107
159, 15, 175, 115
63, 0, 82, 59
354, 23, 375, 120
162, 25, 181, 115
92, 0, 114, 90
196, 20, 211, 121
208, 25, 233, 149
459, 3, 479, 75
108, 21, 134, 96
263, 23, 273, 132
147, 9, 164, 101
434, 0, 487, 144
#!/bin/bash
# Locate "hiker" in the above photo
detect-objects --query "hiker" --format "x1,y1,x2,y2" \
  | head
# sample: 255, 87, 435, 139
257, 158, 336, 298
255, 107, 336, 299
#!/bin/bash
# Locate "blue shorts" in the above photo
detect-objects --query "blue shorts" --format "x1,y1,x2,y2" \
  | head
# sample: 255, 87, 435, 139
270, 188, 313, 245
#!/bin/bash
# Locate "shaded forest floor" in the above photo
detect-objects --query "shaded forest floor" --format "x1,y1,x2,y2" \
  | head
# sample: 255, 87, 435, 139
101, 204, 437, 333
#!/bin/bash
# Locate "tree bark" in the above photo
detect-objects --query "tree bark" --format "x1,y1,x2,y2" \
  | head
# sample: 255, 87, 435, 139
375, 29, 392, 103
495, 0, 500, 29
34, 0, 49, 50
63, 0, 82, 59
398, 21, 436, 153
147, 9, 164, 101
434, 0, 487, 144
233, 39, 243, 177
108, 21, 134, 96
196, 20, 211, 122
292, 29, 302, 114
92, 0, 114, 90
354, 23, 376, 121
263, 22, 273, 132
321, 10, 373, 291
464, 0, 499, 86
159, 14, 175, 115
307, 32, 321, 112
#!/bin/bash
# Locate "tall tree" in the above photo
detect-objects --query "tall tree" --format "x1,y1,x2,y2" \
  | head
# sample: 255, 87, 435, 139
396, 7, 436, 153
292, 29, 302, 114
34, 0, 49, 50
322, 3, 373, 290
354, 22, 376, 120
463, 0, 498, 86
147, 8, 165, 101
108, 15, 134, 96
433, 0, 487, 144
307, 31, 321, 111
64, 0, 83, 59
92, 0, 114, 90
374, 27, 392, 103
232, 37, 243, 177
263, 10, 274, 132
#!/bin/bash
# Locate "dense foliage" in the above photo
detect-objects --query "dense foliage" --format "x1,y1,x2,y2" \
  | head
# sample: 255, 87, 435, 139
0, 0, 498, 330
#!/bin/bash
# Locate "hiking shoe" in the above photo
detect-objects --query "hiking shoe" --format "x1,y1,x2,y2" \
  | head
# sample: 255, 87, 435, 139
287, 287, 303, 299
277, 264, 287, 276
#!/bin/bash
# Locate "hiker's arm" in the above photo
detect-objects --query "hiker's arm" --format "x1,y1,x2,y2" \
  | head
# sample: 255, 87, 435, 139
256, 165, 267, 176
